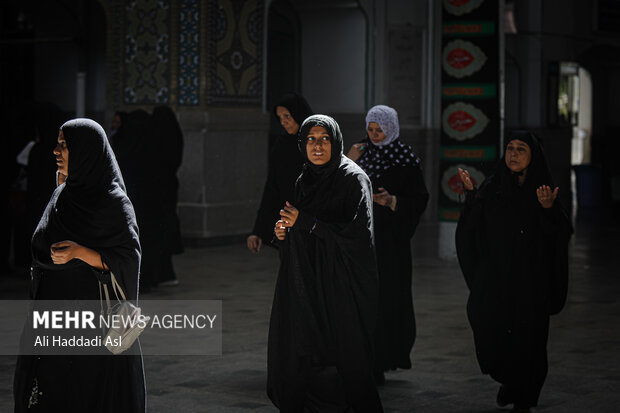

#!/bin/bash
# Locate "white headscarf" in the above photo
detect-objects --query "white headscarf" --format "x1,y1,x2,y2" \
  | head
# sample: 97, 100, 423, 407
365, 105, 399, 147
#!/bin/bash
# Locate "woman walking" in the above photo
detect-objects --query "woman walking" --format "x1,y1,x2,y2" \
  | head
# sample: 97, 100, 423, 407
347, 105, 428, 382
14, 118, 146, 412
268, 115, 383, 412
456, 130, 571, 413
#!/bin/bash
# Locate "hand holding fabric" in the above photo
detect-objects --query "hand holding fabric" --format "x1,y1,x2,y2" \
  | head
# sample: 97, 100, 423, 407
274, 220, 287, 240
247, 235, 262, 252
280, 201, 299, 228
50, 240, 82, 264
372, 187, 394, 207
50, 240, 109, 271
537, 185, 559, 209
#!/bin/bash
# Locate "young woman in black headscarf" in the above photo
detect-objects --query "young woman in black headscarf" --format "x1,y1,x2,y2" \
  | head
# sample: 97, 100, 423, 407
456, 130, 572, 413
347, 105, 429, 383
13, 118, 145, 412
247, 92, 313, 252
267, 115, 383, 412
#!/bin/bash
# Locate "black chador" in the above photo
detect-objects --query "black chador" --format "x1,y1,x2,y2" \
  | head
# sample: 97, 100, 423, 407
456, 131, 571, 409
267, 115, 383, 412
14, 119, 145, 413
251, 93, 313, 245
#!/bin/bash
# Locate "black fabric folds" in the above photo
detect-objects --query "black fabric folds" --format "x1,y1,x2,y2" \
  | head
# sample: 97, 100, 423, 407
356, 131, 429, 372
31, 118, 141, 300
15, 119, 145, 413
251, 93, 313, 244
267, 115, 383, 412
455, 130, 572, 408
151, 106, 184, 256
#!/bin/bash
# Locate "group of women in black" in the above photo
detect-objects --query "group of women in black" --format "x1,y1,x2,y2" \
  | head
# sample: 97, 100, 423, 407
254, 95, 570, 412
12, 92, 569, 412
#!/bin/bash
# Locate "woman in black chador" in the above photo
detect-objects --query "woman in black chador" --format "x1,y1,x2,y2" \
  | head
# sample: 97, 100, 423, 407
13, 119, 145, 412
148, 106, 184, 285
247, 92, 313, 252
267, 115, 383, 412
347, 105, 429, 382
456, 130, 571, 413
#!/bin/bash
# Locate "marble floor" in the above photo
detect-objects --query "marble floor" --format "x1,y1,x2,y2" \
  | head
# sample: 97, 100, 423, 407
1, 207, 619, 412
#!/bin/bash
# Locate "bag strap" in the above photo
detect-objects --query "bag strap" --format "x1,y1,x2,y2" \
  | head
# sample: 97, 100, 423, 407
98, 272, 127, 311
110, 272, 127, 301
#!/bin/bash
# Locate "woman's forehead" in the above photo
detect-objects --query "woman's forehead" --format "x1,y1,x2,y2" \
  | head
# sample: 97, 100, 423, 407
308, 125, 328, 134
507, 139, 529, 147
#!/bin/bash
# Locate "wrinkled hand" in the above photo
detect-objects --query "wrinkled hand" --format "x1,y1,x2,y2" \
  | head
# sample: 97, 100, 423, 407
246, 235, 262, 253
346, 143, 366, 161
372, 187, 393, 207
537, 185, 559, 209
50, 240, 82, 264
280, 201, 299, 228
274, 220, 287, 241
458, 168, 474, 191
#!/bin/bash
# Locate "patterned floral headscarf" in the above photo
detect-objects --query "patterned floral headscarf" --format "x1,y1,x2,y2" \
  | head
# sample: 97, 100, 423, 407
365, 105, 400, 147
358, 105, 420, 180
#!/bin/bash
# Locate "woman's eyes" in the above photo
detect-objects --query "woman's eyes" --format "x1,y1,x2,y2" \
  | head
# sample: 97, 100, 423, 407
508, 147, 525, 152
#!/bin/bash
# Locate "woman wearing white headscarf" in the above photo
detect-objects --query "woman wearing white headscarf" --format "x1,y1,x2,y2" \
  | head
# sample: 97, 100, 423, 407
347, 105, 429, 383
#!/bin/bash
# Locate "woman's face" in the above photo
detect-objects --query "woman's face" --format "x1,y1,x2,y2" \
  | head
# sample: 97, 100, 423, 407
505, 139, 531, 174
276, 106, 300, 135
53, 130, 69, 176
367, 122, 387, 144
306, 126, 332, 166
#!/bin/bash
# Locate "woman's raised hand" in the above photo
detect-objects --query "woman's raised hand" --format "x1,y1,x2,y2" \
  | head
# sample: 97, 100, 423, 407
458, 168, 475, 192
537, 185, 559, 209
274, 220, 287, 240
346, 143, 366, 162
280, 201, 299, 228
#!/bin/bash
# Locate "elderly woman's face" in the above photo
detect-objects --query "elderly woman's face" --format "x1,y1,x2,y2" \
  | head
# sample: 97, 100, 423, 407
306, 126, 331, 166
367, 122, 386, 144
53, 130, 69, 176
505, 139, 531, 174
276, 106, 299, 135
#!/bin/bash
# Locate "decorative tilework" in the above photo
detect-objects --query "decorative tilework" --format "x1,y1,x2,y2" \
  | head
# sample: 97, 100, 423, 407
124, 0, 171, 104
207, 0, 263, 104
179, 0, 200, 105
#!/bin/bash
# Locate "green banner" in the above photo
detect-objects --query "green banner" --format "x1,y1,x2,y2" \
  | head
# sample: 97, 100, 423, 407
438, 208, 461, 222
443, 21, 496, 37
442, 83, 497, 99
440, 145, 497, 161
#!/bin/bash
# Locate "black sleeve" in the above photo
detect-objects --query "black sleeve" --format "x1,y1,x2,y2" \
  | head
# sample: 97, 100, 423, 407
455, 185, 484, 290
393, 165, 429, 240
540, 203, 572, 315
251, 159, 282, 243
